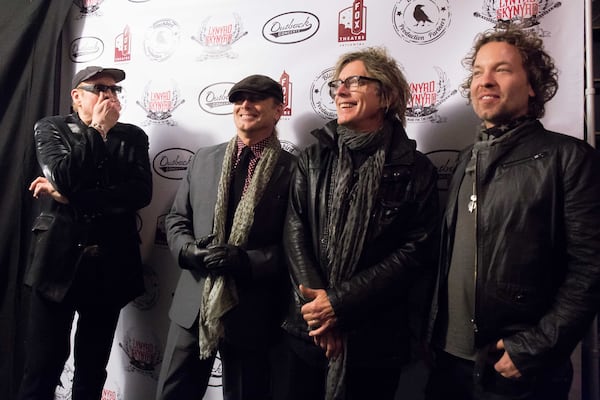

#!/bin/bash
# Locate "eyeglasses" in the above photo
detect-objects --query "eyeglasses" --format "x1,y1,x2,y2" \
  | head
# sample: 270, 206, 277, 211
78, 84, 123, 94
327, 75, 381, 98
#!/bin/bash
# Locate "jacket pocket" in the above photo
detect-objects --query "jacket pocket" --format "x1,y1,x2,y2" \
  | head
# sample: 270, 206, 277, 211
500, 152, 547, 169
494, 282, 547, 317
27, 212, 85, 302
32, 213, 54, 231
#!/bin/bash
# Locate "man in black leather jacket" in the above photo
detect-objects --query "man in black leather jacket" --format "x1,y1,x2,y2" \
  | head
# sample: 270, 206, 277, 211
18, 66, 152, 400
275, 47, 439, 400
426, 28, 600, 400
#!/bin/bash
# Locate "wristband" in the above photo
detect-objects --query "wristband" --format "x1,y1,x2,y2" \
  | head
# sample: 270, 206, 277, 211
90, 122, 107, 141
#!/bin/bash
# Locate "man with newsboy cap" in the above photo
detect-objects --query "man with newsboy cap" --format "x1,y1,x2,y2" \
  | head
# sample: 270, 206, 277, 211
156, 74, 295, 400
18, 66, 152, 400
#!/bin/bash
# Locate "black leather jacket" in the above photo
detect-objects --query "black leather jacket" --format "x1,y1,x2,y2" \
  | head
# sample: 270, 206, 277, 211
428, 120, 600, 375
26, 113, 152, 306
282, 119, 439, 365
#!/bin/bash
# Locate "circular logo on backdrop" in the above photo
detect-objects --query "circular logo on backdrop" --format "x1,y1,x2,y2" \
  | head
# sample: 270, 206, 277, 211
54, 363, 74, 400
144, 19, 181, 61
280, 140, 301, 156
208, 353, 223, 387
132, 264, 159, 310
310, 67, 337, 120
392, 0, 451, 45
262, 11, 320, 44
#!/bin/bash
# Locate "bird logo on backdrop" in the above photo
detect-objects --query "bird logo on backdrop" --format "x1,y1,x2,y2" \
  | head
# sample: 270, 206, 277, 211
414, 5, 432, 26
392, 0, 451, 45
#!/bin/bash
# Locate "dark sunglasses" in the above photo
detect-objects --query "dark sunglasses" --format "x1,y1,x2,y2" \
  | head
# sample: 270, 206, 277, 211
231, 92, 268, 103
78, 84, 123, 94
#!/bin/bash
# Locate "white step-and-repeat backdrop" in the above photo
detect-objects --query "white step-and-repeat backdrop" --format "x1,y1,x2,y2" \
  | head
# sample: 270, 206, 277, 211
54, 1, 582, 399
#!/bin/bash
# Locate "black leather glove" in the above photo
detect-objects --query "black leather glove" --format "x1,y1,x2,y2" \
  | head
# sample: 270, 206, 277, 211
178, 234, 215, 272
203, 244, 250, 277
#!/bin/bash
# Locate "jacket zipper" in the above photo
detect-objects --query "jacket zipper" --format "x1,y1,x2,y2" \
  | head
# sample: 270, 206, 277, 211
501, 152, 547, 168
472, 156, 479, 336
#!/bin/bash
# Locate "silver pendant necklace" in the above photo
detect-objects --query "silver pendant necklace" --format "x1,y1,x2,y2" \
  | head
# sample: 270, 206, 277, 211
468, 181, 477, 213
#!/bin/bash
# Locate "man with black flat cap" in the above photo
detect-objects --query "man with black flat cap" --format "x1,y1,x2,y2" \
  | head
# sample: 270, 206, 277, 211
156, 74, 295, 400
17, 65, 152, 400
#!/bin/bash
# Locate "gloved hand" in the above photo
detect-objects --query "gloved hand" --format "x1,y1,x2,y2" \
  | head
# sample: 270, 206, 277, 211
178, 234, 215, 272
203, 244, 250, 277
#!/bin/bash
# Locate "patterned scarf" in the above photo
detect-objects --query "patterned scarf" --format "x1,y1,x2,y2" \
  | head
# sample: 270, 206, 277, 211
198, 134, 281, 359
325, 122, 389, 399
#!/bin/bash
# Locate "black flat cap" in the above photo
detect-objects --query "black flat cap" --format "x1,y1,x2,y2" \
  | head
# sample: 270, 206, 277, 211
72, 66, 125, 89
228, 74, 283, 103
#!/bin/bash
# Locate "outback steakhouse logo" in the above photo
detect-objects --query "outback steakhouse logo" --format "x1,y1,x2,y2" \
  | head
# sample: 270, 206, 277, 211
262, 11, 320, 44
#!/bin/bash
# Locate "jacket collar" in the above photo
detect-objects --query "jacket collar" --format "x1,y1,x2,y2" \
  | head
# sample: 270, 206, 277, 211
311, 118, 416, 165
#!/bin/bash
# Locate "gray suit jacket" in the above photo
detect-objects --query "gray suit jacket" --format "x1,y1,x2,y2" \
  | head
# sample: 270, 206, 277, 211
166, 140, 295, 346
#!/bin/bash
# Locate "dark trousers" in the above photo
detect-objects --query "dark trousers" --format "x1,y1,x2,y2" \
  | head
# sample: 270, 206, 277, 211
156, 319, 272, 400
17, 287, 121, 400
425, 350, 573, 400
271, 333, 402, 400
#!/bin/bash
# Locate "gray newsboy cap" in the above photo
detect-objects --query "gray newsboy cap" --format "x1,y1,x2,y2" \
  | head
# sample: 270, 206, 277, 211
228, 74, 283, 103
72, 66, 125, 89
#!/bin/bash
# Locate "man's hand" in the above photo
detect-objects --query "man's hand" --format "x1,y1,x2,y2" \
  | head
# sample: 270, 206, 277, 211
203, 244, 249, 276
314, 329, 343, 360
494, 339, 522, 378
178, 234, 215, 272
299, 284, 337, 336
91, 91, 121, 135
29, 176, 69, 204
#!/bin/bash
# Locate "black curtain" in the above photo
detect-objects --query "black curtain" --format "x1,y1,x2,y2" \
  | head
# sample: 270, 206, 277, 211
0, 1, 72, 398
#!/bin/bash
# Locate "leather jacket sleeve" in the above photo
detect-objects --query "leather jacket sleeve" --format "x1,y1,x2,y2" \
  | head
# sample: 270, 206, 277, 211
34, 115, 152, 213
503, 144, 600, 375
283, 150, 328, 295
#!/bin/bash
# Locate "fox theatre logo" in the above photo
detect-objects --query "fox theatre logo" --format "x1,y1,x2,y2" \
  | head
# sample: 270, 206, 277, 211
137, 80, 185, 126
473, 0, 561, 30
406, 67, 456, 123
115, 25, 131, 62
338, 0, 367, 44
280, 71, 292, 117
393, 0, 451, 45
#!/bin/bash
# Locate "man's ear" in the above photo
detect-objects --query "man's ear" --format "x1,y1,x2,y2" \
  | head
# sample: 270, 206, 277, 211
274, 102, 284, 123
